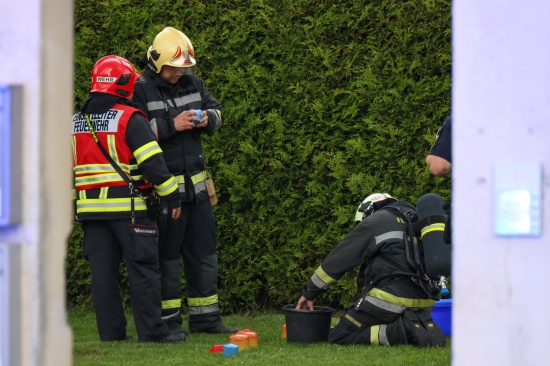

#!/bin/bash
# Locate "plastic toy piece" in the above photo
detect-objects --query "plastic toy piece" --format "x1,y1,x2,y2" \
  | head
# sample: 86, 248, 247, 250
223, 343, 239, 357
209, 344, 224, 353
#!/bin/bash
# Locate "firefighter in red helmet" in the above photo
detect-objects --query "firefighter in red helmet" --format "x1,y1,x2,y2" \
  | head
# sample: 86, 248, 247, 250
72, 55, 185, 343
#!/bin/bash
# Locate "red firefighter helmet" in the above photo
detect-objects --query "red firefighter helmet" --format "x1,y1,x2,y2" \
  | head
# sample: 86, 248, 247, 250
90, 55, 137, 99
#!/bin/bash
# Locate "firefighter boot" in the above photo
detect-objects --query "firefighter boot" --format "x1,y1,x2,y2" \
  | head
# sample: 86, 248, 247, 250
188, 312, 237, 334
384, 315, 408, 346
401, 309, 446, 347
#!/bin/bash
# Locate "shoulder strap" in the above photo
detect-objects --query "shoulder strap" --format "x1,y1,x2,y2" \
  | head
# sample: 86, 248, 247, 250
83, 113, 134, 186
380, 206, 423, 272
83, 113, 143, 222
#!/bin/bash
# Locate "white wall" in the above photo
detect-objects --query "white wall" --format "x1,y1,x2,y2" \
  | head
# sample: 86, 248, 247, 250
453, 1, 550, 365
0, 0, 73, 365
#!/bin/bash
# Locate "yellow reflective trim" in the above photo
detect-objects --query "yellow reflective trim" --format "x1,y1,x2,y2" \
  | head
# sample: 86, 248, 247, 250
187, 294, 218, 307
74, 174, 125, 186
99, 187, 108, 199
76, 198, 147, 213
74, 164, 116, 174
71, 136, 77, 165
421, 223, 446, 238
74, 163, 132, 175
162, 299, 182, 310
107, 134, 119, 164
155, 176, 178, 196
130, 174, 145, 182
191, 171, 207, 185
174, 171, 207, 186
134, 141, 162, 164
367, 288, 435, 308
371, 325, 381, 345
315, 266, 337, 285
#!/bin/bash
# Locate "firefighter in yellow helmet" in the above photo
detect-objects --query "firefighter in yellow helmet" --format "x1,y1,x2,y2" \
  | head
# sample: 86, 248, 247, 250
144, 27, 197, 76
133, 27, 234, 335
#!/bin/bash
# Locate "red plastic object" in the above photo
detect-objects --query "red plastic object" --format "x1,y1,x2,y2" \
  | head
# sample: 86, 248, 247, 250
209, 344, 224, 353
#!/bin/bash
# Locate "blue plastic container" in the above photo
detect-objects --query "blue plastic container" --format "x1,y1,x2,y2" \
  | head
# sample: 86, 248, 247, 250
192, 109, 202, 124
431, 298, 452, 336
223, 343, 239, 357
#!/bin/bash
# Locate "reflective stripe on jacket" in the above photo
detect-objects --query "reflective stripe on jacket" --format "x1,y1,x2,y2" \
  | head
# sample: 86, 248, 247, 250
72, 103, 177, 218
133, 70, 222, 202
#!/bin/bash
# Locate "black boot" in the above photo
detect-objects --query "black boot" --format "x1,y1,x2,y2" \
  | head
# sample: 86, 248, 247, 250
385, 316, 408, 346
188, 312, 237, 334
158, 331, 187, 343
169, 326, 189, 337
401, 309, 446, 347
101, 333, 132, 342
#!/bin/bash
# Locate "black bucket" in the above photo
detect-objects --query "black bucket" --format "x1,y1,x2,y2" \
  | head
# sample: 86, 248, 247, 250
282, 304, 335, 344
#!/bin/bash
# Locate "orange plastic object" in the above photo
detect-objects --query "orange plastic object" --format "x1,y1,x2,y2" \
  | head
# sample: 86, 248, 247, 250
229, 333, 249, 351
281, 324, 287, 339
209, 344, 224, 353
241, 330, 259, 347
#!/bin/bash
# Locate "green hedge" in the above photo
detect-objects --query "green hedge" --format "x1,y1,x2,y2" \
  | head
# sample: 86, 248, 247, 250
68, 0, 452, 313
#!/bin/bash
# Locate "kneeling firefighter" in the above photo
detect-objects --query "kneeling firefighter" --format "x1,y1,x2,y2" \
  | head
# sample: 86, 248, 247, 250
295, 193, 449, 347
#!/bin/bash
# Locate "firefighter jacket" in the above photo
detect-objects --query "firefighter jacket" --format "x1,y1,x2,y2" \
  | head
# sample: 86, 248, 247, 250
72, 98, 180, 221
302, 201, 435, 311
133, 69, 222, 203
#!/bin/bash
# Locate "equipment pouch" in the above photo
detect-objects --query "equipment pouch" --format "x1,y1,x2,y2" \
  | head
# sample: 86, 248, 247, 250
205, 176, 218, 206
128, 224, 159, 263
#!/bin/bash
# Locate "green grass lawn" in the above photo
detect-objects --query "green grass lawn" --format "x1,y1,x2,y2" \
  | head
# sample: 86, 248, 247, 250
69, 308, 451, 365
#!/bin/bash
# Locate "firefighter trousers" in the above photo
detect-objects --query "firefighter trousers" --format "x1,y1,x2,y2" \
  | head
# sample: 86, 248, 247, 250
158, 198, 220, 328
328, 299, 445, 347
82, 219, 169, 342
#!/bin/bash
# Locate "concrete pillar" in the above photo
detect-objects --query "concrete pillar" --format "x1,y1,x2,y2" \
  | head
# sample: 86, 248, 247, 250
0, 0, 73, 365
453, 1, 550, 365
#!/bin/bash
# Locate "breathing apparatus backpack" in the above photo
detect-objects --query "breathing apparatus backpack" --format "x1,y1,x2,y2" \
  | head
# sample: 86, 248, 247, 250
413, 193, 451, 280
